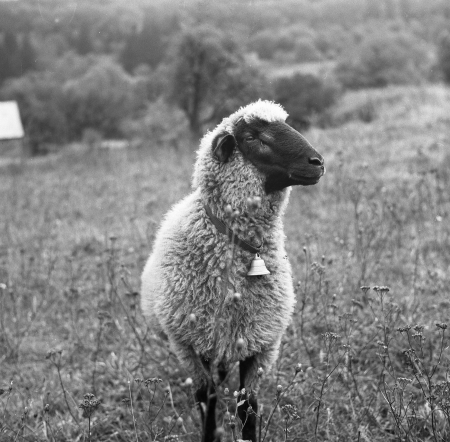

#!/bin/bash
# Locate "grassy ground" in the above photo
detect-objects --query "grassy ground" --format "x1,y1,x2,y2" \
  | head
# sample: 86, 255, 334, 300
1, 84, 450, 441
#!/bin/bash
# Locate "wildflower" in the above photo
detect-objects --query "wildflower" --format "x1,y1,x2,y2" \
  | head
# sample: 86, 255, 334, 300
176, 416, 184, 427
397, 377, 413, 388
184, 377, 193, 387
44, 404, 50, 413
322, 332, 341, 342
241, 388, 246, 395
223, 387, 229, 395
0, 283, 6, 290
397, 325, 411, 333
295, 363, 302, 373
144, 378, 163, 387
413, 324, 424, 333
257, 367, 264, 377
436, 323, 448, 330
233, 391, 239, 398
276, 385, 283, 393
79, 393, 101, 418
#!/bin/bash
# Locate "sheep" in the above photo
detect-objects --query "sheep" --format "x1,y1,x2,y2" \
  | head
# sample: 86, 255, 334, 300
141, 100, 325, 442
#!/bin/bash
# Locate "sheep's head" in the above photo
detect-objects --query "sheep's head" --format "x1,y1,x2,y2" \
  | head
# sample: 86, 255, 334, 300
209, 101, 324, 194
213, 116, 324, 193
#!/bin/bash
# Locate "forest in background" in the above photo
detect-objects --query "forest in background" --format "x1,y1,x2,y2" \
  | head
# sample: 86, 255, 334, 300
1, 0, 450, 153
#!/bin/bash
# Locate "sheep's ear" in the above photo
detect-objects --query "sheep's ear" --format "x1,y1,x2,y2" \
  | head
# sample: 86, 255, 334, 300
213, 134, 236, 163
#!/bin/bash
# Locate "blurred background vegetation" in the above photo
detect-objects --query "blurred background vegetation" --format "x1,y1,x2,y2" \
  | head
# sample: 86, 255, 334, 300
1, 0, 450, 154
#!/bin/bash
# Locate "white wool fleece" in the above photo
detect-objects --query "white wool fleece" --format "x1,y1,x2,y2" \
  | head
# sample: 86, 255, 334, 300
141, 100, 296, 387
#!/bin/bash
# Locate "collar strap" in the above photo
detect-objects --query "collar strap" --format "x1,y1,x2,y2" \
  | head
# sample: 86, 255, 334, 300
204, 205, 261, 254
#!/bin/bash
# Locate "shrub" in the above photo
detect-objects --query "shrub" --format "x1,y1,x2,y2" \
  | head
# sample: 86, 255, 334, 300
335, 30, 435, 89
437, 31, 450, 84
274, 73, 341, 131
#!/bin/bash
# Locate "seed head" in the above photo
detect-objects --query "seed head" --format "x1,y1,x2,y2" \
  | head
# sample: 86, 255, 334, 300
184, 377, 193, 387
295, 363, 302, 373
176, 416, 184, 427
276, 385, 283, 393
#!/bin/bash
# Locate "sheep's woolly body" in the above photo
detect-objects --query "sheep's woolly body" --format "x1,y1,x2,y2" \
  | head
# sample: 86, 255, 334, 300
141, 101, 296, 386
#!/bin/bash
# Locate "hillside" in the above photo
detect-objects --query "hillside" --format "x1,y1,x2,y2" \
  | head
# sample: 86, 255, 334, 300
1, 84, 450, 441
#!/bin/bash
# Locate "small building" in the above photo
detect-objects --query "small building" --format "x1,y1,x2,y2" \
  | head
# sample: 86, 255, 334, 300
0, 101, 25, 157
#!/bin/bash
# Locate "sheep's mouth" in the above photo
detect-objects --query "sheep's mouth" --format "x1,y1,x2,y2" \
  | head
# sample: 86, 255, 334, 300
290, 176, 322, 186
288, 169, 324, 186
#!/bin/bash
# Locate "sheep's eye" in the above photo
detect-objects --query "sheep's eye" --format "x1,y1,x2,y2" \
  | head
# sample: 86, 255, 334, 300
245, 135, 256, 142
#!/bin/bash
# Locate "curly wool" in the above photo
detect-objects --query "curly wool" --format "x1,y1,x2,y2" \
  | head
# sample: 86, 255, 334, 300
141, 101, 296, 385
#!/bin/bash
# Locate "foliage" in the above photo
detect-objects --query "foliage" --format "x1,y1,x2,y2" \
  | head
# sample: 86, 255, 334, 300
63, 57, 143, 140
121, 98, 190, 149
0, 30, 37, 85
165, 25, 271, 136
120, 10, 178, 72
1, 53, 144, 153
437, 32, 450, 84
274, 73, 341, 131
335, 29, 435, 89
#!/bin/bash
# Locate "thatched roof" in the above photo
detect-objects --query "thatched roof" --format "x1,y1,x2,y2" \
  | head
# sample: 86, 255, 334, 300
0, 101, 24, 140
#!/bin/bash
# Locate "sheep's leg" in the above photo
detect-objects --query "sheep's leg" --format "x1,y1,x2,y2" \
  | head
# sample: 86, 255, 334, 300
195, 359, 217, 442
218, 361, 228, 384
238, 356, 258, 442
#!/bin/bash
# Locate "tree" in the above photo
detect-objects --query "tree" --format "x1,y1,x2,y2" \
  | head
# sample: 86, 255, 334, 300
20, 33, 37, 73
335, 30, 434, 89
62, 57, 142, 139
437, 32, 450, 84
274, 73, 340, 131
166, 25, 269, 136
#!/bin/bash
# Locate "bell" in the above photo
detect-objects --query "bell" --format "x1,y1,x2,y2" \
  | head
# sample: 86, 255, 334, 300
247, 253, 270, 276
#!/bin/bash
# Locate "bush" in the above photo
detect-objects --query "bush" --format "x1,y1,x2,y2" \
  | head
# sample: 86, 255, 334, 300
335, 30, 435, 89
437, 32, 450, 84
165, 25, 270, 136
274, 73, 341, 131
62, 57, 143, 139
121, 98, 190, 149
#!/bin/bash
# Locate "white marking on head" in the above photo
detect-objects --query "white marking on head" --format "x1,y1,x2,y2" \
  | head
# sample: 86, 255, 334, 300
223, 100, 288, 133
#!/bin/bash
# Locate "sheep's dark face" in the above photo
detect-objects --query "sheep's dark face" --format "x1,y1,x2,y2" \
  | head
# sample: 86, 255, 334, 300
213, 118, 325, 193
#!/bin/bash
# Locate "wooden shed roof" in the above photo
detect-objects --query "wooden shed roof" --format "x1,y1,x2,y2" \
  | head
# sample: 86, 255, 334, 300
0, 101, 24, 140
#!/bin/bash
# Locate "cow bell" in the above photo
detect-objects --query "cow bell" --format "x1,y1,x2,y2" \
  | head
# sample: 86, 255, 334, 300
247, 253, 270, 276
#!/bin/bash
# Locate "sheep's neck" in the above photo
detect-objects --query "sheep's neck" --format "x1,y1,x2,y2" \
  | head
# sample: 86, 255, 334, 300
203, 190, 289, 248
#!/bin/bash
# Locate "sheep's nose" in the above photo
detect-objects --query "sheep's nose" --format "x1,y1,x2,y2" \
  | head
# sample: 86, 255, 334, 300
308, 157, 324, 166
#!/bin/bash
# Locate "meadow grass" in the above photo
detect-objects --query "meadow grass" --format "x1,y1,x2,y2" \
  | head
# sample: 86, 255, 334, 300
1, 85, 449, 441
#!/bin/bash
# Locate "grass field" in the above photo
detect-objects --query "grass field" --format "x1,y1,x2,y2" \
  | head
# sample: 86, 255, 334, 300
1, 84, 450, 441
